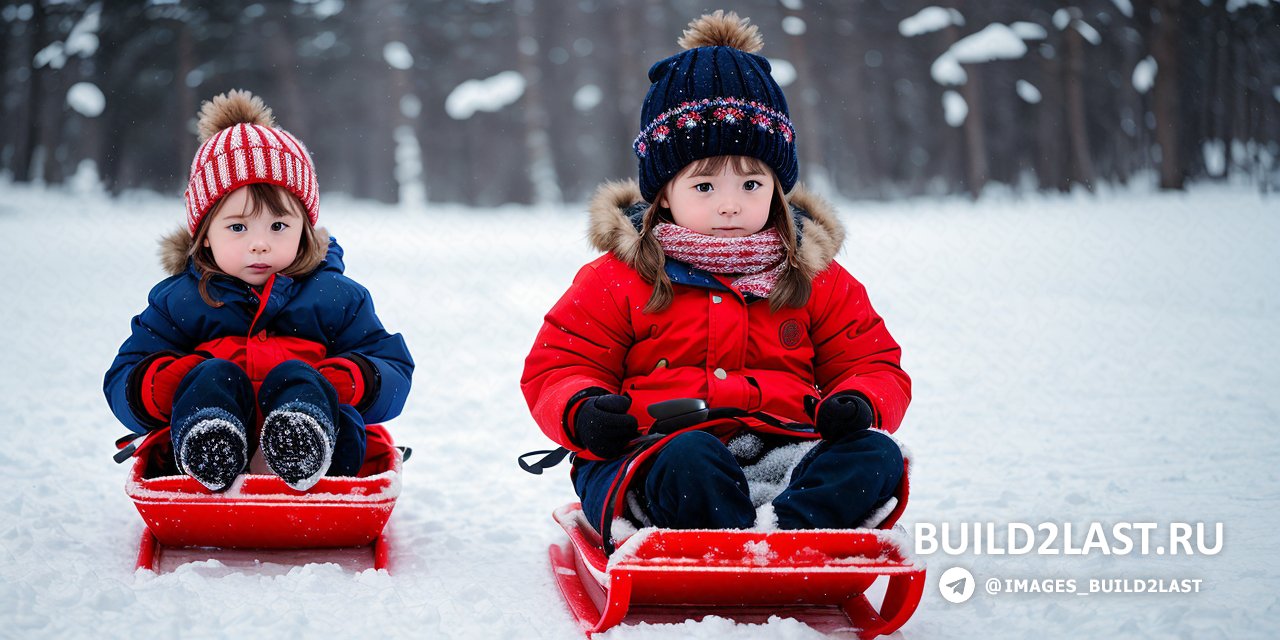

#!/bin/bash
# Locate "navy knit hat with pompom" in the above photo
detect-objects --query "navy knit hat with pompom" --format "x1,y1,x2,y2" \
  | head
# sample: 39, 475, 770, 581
634, 11, 799, 203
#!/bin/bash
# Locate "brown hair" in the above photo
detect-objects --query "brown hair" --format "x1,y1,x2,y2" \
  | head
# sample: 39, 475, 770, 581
637, 155, 810, 313
189, 182, 328, 307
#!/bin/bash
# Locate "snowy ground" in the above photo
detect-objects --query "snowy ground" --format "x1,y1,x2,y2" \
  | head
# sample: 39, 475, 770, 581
1, 180, 1277, 638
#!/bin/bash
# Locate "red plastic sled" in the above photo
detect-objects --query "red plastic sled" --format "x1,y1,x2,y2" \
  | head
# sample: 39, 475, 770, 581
125, 423, 403, 573
547, 458, 924, 638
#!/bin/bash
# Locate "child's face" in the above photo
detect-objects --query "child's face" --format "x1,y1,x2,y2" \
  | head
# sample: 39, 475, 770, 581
202, 186, 304, 287
660, 160, 774, 237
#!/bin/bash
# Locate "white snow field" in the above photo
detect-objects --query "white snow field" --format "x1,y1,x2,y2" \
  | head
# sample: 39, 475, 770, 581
1, 180, 1277, 638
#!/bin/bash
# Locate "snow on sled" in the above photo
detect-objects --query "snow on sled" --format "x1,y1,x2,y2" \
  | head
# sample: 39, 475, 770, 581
122, 423, 404, 573
548, 503, 925, 638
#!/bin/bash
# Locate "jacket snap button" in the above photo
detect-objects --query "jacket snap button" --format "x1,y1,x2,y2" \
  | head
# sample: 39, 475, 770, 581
655, 358, 668, 369
713, 367, 727, 380
712, 295, 722, 304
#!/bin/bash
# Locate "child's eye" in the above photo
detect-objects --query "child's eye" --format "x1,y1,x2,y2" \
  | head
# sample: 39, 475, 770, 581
743, 180, 762, 191
694, 183, 713, 193
228, 223, 246, 233
271, 221, 289, 232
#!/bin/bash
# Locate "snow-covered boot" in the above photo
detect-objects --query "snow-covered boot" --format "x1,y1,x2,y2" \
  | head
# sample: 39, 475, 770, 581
261, 401, 336, 491
175, 408, 248, 492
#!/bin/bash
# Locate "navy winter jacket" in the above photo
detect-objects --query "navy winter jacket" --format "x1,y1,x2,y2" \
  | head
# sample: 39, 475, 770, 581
105, 237, 413, 434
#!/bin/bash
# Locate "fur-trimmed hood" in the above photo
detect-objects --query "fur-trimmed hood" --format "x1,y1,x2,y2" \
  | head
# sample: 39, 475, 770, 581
158, 226, 331, 276
586, 179, 844, 276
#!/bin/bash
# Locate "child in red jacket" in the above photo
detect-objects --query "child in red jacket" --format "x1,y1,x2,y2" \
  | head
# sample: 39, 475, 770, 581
522, 12, 910, 537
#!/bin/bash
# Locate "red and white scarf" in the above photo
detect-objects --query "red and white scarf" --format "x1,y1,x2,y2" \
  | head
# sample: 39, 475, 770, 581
653, 222, 786, 297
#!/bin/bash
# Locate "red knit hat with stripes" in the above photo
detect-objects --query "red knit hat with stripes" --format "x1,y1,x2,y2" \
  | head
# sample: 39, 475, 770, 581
184, 90, 318, 234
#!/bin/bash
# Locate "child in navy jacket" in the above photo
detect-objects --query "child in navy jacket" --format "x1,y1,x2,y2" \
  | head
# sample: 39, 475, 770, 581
105, 90, 413, 491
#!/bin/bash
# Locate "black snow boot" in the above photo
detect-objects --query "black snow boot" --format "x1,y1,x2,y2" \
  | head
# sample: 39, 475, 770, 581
261, 401, 336, 491
176, 408, 249, 492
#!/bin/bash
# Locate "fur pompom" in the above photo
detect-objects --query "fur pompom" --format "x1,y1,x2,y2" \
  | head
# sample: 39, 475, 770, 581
677, 10, 764, 53
197, 89, 276, 142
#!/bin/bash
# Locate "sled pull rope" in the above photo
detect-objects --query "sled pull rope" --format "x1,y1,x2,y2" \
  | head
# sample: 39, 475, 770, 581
518, 448, 573, 475
517, 398, 711, 475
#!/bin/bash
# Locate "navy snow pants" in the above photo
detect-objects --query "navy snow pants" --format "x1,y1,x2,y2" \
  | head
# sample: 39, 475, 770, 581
573, 428, 903, 532
169, 358, 367, 476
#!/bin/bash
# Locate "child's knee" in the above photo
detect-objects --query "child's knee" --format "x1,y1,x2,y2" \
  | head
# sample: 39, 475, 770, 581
188, 357, 247, 383
646, 431, 747, 498
863, 430, 903, 465
650, 431, 733, 471
174, 358, 252, 405
263, 359, 319, 383
258, 360, 335, 411
643, 431, 753, 528
853, 430, 904, 487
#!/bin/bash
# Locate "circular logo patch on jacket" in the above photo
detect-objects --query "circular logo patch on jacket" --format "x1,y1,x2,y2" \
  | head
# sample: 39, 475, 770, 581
779, 319, 803, 349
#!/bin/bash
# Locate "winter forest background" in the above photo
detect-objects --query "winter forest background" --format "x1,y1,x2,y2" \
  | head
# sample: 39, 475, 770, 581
3, 0, 1280, 207
3, 2, 1280, 637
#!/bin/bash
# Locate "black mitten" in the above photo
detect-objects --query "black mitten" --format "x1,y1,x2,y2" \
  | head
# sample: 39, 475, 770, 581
573, 394, 640, 459
815, 392, 875, 441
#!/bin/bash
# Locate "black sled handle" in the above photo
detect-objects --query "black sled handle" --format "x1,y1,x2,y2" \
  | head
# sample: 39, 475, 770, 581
646, 398, 709, 435
113, 432, 146, 464
113, 444, 138, 464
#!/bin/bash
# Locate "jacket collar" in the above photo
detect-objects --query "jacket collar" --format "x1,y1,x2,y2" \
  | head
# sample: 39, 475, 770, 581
664, 259, 731, 292
585, 179, 845, 278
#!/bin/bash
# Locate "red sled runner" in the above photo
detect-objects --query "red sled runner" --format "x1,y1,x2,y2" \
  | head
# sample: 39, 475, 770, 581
120, 423, 404, 573
549, 501, 924, 638
527, 400, 926, 638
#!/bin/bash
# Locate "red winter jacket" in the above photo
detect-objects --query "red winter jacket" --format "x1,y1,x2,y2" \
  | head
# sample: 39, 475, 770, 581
522, 181, 910, 460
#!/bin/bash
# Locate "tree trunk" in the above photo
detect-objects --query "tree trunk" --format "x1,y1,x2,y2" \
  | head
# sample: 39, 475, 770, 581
99, 6, 148, 194
265, 18, 308, 137
175, 20, 197, 188
784, 5, 829, 193
0, 14, 12, 172
1063, 15, 1096, 190
1150, 0, 1184, 189
943, 14, 987, 198
959, 68, 988, 198
1036, 40, 1069, 192
13, 1, 48, 183
829, 3, 876, 197
514, 0, 561, 205
382, 1, 423, 207
354, 0, 399, 203
611, 1, 643, 182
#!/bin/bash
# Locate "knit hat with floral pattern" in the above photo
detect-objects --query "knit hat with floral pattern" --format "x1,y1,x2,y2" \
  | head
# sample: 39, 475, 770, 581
633, 11, 798, 203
